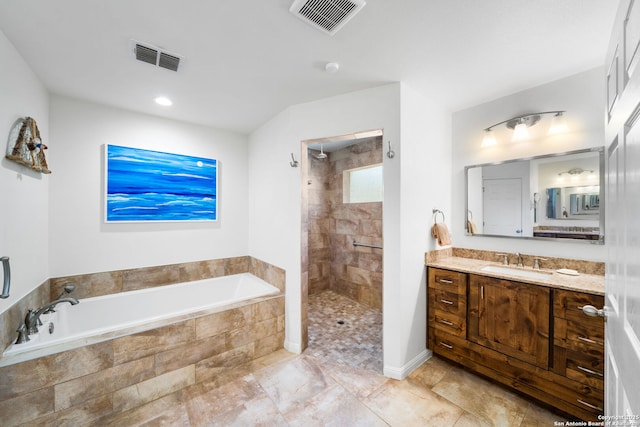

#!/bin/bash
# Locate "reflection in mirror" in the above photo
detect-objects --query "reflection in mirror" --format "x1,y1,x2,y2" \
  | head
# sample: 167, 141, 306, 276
465, 147, 604, 243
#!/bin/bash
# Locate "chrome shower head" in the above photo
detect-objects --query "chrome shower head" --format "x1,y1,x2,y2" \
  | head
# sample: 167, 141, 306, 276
313, 144, 327, 160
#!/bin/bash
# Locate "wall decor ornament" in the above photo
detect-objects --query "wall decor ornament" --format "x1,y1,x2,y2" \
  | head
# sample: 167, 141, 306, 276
5, 117, 50, 173
105, 144, 218, 222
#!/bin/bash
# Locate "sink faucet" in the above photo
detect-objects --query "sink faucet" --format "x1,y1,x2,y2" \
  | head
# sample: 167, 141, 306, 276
515, 252, 524, 268
25, 297, 79, 335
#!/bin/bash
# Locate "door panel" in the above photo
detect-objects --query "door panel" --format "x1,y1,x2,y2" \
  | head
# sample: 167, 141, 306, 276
482, 178, 522, 236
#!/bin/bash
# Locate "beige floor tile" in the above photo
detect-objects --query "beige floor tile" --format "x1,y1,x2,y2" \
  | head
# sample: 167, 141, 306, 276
519, 403, 567, 427
308, 354, 389, 400
431, 367, 529, 427
453, 411, 492, 427
283, 383, 388, 427
363, 379, 464, 427
407, 355, 455, 389
204, 394, 288, 427
255, 355, 334, 414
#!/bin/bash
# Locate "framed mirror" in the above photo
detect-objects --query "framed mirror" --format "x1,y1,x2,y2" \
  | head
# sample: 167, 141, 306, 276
464, 147, 604, 243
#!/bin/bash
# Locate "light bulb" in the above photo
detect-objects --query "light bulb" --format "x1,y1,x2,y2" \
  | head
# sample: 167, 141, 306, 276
481, 129, 497, 147
548, 112, 568, 134
512, 121, 529, 141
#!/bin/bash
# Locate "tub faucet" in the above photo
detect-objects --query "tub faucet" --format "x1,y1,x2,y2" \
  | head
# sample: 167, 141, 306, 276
25, 297, 79, 335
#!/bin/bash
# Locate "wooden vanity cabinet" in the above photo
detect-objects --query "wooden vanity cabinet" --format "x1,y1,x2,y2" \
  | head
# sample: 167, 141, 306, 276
427, 267, 605, 421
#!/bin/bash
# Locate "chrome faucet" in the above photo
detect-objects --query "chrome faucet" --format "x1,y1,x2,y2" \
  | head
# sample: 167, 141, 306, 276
25, 297, 79, 335
515, 252, 524, 268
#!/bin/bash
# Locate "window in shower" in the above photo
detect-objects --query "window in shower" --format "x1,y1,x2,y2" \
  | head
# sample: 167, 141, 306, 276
343, 163, 383, 203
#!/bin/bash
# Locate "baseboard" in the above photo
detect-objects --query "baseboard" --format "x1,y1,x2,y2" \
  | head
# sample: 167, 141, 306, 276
383, 349, 432, 380
284, 339, 303, 354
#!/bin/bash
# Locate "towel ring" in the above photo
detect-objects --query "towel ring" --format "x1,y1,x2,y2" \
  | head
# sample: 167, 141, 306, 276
432, 209, 445, 224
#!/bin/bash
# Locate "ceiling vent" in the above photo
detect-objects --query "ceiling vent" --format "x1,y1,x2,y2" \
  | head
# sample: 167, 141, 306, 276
290, 0, 366, 36
131, 41, 181, 72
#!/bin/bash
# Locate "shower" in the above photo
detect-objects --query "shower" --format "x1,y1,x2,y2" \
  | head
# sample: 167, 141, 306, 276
302, 130, 384, 372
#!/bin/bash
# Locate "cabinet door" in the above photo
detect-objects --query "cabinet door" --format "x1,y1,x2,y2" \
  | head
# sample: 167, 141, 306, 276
468, 274, 550, 368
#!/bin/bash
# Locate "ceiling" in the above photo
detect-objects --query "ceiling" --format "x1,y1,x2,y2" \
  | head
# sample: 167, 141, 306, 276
0, 1, 619, 135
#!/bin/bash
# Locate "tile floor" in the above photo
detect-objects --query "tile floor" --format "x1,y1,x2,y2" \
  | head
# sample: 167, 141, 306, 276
100, 290, 567, 426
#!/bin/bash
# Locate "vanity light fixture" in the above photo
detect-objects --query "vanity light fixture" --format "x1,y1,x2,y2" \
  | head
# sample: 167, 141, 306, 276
557, 167, 594, 176
481, 110, 566, 146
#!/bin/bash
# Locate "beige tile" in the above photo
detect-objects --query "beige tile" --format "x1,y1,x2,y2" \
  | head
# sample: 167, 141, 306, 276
50, 271, 121, 299
184, 374, 265, 425
407, 356, 455, 389
255, 331, 285, 358
0, 386, 54, 426
122, 264, 181, 292
454, 412, 492, 427
520, 403, 567, 427
179, 259, 226, 282
224, 256, 250, 275
313, 356, 389, 400
154, 333, 226, 375
363, 379, 464, 427
195, 342, 255, 383
431, 367, 529, 427
0, 341, 113, 400
0, 279, 49, 354
113, 365, 195, 412
29, 395, 113, 427
255, 355, 334, 414
55, 355, 155, 410
195, 305, 253, 339
283, 383, 388, 427
253, 297, 285, 322
103, 390, 188, 427
203, 394, 288, 427
113, 319, 195, 365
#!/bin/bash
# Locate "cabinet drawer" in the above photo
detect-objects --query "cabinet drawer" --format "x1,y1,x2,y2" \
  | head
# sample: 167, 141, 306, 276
433, 311, 466, 336
431, 328, 470, 359
428, 268, 467, 294
432, 288, 461, 314
554, 318, 604, 353
565, 350, 604, 391
554, 290, 605, 325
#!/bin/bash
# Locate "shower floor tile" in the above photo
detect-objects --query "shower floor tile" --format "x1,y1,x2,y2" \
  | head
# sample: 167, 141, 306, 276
306, 290, 383, 372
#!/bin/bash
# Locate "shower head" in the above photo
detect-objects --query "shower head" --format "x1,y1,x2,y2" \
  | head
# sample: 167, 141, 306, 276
312, 144, 327, 160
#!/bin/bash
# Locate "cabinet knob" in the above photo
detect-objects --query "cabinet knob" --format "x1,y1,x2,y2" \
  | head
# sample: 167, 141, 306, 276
579, 305, 606, 319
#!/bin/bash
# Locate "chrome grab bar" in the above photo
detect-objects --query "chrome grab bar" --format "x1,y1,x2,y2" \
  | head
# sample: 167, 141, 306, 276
352, 240, 382, 250
1, 256, 10, 299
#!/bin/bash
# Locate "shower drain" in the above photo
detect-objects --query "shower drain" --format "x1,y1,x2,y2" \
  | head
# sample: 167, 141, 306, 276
337, 320, 345, 325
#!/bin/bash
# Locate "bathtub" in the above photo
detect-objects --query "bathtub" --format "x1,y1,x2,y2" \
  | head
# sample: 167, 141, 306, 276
1, 272, 280, 365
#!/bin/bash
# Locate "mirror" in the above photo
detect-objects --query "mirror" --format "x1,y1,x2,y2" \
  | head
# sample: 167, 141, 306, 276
465, 147, 604, 243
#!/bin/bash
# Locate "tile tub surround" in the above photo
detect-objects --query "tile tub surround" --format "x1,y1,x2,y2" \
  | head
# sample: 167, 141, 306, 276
0, 256, 285, 355
425, 248, 604, 295
0, 295, 285, 426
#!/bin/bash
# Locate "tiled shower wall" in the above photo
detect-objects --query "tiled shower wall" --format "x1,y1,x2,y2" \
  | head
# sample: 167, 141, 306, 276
307, 137, 383, 310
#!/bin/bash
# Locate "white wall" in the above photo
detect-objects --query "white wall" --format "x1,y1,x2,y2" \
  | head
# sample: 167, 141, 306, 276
248, 83, 451, 377
48, 96, 249, 277
0, 30, 50, 314
452, 67, 606, 261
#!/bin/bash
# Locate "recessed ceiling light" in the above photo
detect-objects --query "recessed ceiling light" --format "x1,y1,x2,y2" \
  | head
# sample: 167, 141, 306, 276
154, 96, 172, 106
325, 62, 340, 73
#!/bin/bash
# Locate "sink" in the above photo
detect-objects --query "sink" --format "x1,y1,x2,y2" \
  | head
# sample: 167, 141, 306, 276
480, 265, 553, 280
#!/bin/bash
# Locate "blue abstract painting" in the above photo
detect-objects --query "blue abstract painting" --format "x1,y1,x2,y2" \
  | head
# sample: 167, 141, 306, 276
105, 145, 217, 222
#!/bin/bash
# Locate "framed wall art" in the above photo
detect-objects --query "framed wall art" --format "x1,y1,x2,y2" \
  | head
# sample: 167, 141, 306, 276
105, 144, 218, 222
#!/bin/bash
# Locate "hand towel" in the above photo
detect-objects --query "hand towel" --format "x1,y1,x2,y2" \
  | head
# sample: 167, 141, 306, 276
431, 222, 451, 246
467, 220, 477, 235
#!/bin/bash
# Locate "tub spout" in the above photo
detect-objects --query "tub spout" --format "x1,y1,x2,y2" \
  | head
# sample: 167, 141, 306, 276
25, 297, 79, 335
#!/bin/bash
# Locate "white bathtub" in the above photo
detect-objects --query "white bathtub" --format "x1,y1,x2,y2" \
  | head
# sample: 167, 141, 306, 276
1, 273, 280, 365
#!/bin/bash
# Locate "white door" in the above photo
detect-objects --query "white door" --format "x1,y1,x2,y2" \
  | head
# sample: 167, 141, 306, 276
482, 178, 522, 236
604, 0, 640, 418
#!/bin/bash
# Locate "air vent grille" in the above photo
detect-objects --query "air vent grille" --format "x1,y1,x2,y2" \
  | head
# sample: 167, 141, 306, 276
132, 41, 182, 72
290, 0, 366, 35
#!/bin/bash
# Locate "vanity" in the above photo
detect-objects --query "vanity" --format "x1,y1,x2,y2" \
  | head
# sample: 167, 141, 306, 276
426, 249, 605, 421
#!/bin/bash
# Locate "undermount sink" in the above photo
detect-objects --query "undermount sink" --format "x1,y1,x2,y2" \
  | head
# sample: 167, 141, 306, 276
480, 265, 553, 280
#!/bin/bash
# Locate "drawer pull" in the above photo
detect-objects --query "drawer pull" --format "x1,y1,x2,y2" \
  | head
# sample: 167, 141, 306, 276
437, 318, 454, 326
578, 335, 604, 346
439, 342, 453, 349
438, 278, 454, 284
576, 365, 604, 377
576, 399, 603, 412
440, 299, 454, 305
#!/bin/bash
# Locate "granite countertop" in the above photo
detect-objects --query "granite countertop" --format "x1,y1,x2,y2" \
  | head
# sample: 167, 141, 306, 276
426, 256, 604, 296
